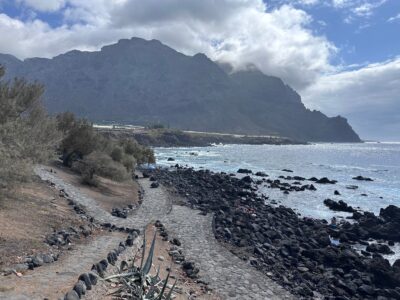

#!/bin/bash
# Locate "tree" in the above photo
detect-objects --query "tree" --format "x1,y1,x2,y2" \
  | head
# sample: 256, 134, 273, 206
0, 66, 59, 190
56, 111, 76, 133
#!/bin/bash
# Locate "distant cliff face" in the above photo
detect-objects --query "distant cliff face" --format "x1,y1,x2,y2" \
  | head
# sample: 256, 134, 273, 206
0, 37, 361, 142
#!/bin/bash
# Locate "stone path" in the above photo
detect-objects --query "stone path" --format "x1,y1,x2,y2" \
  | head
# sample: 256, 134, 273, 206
0, 233, 125, 300
161, 207, 294, 300
25, 166, 292, 299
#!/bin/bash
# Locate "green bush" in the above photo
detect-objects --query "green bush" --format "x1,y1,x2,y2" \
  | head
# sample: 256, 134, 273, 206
0, 66, 59, 190
111, 146, 124, 162
56, 111, 76, 133
74, 151, 129, 182
121, 155, 137, 172
57, 113, 155, 183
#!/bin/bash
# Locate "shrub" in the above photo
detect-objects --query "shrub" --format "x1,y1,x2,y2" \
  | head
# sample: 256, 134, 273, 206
0, 66, 59, 190
111, 146, 124, 162
120, 139, 155, 165
60, 121, 100, 166
77, 152, 129, 182
121, 155, 137, 172
57, 113, 155, 182
56, 111, 76, 133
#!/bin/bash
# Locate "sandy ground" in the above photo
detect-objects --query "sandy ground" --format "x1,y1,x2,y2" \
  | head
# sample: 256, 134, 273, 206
50, 162, 141, 212
0, 177, 86, 269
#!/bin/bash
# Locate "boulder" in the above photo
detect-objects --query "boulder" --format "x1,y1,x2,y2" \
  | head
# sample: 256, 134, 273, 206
379, 205, 400, 222
316, 177, 337, 184
150, 181, 160, 188
366, 244, 394, 255
237, 168, 252, 174
324, 199, 355, 213
353, 175, 373, 181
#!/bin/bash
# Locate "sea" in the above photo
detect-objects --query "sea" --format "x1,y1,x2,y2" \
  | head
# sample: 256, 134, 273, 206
155, 142, 400, 262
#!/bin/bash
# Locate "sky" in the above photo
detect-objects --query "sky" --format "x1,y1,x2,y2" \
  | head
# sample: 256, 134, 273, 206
0, 0, 399, 141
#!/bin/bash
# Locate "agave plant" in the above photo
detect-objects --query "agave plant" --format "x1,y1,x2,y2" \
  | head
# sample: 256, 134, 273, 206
103, 232, 177, 300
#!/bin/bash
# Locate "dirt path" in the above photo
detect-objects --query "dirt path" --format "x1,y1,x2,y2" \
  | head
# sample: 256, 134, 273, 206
35, 166, 172, 230
0, 233, 125, 300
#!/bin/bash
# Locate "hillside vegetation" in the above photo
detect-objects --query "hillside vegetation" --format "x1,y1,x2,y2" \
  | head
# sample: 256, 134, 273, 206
0, 66, 58, 191
0, 66, 154, 192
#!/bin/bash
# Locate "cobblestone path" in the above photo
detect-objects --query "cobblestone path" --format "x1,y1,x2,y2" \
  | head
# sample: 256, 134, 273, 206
162, 206, 293, 299
0, 233, 126, 300
32, 166, 293, 299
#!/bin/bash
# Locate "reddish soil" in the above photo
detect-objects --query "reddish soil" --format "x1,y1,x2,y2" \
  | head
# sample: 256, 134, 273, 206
50, 162, 141, 212
0, 177, 86, 269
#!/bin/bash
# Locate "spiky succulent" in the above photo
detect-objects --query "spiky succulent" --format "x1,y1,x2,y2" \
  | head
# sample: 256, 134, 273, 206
104, 232, 177, 300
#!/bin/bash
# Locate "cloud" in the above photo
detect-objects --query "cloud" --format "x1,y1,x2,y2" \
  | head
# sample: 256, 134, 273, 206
330, 0, 387, 24
388, 13, 400, 22
352, 0, 387, 17
302, 58, 400, 140
0, 0, 336, 90
16, 0, 66, 12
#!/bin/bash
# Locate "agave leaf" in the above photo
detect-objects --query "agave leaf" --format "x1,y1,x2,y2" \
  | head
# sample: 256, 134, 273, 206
165, 279, 177, 300
140, 232, 146, 270
103, 272, 139, 281
142, 232, 156, 275
157, 271, 170, 300
155, 265, 160, 279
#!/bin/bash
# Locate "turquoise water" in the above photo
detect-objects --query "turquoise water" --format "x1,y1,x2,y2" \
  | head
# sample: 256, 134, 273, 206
155, 143, 400, 220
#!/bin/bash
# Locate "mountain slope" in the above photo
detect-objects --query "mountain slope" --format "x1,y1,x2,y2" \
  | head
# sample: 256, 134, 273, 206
0, 37, 361, 142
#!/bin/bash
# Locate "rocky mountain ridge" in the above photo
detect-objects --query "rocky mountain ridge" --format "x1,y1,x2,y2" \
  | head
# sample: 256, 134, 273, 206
0, 37, 361, 142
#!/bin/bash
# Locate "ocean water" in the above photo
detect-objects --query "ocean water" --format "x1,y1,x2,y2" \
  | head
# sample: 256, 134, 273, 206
155, 142, 400, 263
155, 143, 400, 220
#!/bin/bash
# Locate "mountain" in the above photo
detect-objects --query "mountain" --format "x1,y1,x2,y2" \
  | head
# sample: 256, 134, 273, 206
0, 37, 361, 142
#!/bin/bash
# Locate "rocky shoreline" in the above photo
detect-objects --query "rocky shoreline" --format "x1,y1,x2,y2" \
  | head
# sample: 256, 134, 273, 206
99, 128, 304, 147
148, 166, 400, 299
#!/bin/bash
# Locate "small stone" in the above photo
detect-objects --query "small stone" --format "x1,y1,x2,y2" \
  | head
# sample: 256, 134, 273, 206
73, 280, 86, 297
64, 290, 80, 300
32, 255, 44, 267
79, 273, 92, 290
297, 266, 309, 272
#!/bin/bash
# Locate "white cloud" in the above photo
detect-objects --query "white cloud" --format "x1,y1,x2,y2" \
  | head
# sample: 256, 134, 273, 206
352, 0, 386, 17
16, 0, 66, 12
302, 58, 400, 140
388, 13, 400, 22
0, 0, 336, 89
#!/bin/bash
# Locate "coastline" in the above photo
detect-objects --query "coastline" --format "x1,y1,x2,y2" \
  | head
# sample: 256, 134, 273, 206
97, 127, 305, 147
145, 166, 400, 299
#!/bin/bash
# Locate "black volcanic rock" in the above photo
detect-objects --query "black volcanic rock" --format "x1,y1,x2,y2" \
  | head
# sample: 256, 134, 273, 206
0, 37, 361, 142
324, 199, 355, 212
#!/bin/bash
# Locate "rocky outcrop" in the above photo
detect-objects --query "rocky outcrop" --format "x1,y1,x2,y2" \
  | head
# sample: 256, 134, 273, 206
324, 199, 356, 212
